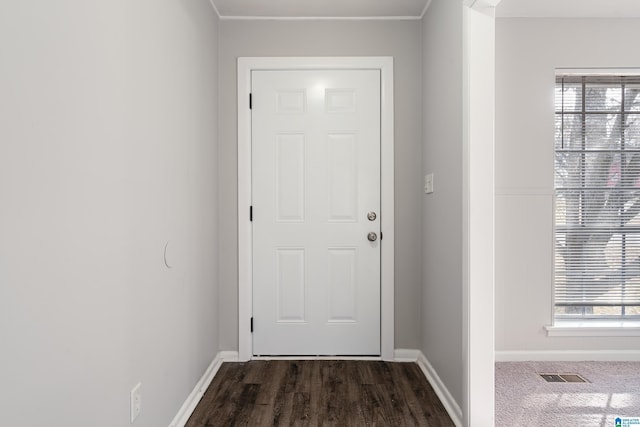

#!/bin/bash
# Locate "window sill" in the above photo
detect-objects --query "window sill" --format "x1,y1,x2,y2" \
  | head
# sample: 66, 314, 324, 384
545, 321, 640, 337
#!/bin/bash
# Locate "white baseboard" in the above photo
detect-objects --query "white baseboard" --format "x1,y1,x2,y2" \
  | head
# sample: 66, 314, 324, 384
218, 350, 240, 362
169, 351, 239, 427
495, 350, 640, 362
415, 352, 463, 427
393, 348, 420, 362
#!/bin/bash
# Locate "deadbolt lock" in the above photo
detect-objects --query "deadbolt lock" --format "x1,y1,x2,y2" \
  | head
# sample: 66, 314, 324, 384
367, 211, 377, 221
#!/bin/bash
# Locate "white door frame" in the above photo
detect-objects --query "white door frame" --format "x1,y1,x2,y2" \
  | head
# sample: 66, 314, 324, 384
237, 57, 394, 361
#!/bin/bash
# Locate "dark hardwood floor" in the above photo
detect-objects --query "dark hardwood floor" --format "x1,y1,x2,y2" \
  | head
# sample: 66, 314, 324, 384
185, 360, 455, 426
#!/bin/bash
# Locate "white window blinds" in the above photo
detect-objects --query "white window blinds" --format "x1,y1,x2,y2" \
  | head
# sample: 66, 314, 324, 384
554, 75, 640, 317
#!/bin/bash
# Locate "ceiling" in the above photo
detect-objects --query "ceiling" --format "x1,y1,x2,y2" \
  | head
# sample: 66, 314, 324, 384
210, 0, 430, 19
209, 0, 640, 19
496, 0, 640, 18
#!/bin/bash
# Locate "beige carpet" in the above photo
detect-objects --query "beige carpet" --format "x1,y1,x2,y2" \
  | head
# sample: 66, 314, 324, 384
496, 361, 640, 427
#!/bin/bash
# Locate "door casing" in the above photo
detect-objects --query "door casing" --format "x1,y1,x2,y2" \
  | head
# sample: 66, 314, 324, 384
237, 57, 395, 361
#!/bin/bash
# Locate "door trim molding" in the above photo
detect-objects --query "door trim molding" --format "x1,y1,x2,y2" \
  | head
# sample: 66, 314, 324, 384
237, 57, 395, 361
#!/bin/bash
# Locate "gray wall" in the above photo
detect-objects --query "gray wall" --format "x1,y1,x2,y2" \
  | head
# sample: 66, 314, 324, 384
421, 0, 464, 406
496, 18, 640, 352
0, 1, 220, 426
218, 19, 424, 351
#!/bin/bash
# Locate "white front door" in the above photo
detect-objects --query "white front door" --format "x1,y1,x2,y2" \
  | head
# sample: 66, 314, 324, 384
251, 69, 381, 356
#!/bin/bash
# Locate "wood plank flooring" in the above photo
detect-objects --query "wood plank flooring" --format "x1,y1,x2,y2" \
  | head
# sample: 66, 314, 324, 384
186, 360, 455, 427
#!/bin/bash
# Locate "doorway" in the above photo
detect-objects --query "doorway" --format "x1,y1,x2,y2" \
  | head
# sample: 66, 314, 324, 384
237, 57, 395, 360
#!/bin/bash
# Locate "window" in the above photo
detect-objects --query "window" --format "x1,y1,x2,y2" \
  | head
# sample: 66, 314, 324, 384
554, 74, 640, 321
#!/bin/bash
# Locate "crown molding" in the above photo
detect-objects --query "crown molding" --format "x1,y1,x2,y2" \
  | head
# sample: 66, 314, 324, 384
423, 0, 502, 19
218, 15, 422, 21
463, 0, 502, 9
420, 0, 433, 18
208, 0, 221, 18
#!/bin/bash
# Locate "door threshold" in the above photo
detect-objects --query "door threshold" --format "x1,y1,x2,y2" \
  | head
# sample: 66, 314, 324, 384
251, 355, 382, 361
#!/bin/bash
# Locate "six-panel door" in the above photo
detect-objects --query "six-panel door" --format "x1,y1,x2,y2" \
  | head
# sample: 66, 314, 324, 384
252, 69, 381, 355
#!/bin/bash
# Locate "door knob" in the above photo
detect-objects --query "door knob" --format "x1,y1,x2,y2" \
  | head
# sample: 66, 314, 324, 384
367, 232, 378, 242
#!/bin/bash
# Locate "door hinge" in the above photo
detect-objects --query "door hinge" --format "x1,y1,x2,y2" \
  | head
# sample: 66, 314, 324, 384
250, 205, 253, 222
250, 317, 254, 333
249, 93, 252, 110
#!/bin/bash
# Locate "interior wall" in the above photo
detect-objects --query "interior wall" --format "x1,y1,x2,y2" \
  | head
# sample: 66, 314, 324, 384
217, 19, 424, 351
421, 0, 464, 406
496, 18, 640, 352
0, 2, 219, 426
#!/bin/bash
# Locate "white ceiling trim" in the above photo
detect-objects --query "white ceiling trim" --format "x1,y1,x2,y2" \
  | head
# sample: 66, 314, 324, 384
463, 0, 503, 10
420, 0, 434, 18
217, 15, 423, 21
208, 0, 221, 18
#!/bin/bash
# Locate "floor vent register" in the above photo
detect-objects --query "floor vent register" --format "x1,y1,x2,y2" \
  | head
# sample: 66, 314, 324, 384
538, 373, 589, 383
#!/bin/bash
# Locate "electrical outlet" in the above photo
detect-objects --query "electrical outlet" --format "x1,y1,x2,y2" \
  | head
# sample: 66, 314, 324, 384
424, 173, 434, 194
130, 382, 142, 423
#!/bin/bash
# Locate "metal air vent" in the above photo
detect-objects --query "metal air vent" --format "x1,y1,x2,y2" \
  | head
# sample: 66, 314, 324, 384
539, 373, 589, 383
